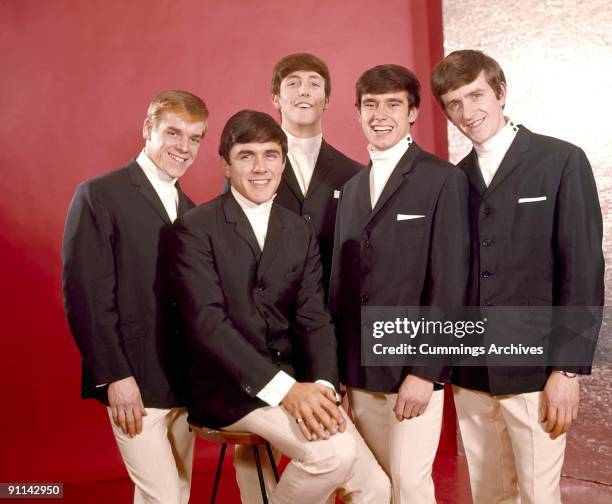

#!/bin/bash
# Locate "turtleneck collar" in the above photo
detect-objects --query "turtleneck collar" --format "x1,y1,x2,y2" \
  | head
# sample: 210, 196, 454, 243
369, 135, 413, 164
283, 128, 322, 156
474, 118, 518, 158
230, 186, 275, 214
137, 150, 177, 186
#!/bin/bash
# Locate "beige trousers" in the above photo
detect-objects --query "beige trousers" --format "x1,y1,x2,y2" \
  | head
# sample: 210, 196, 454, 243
347, 387, 444, 504
227, 405, 391, 504
453, 386, 566, 504
107, 407, 195, 504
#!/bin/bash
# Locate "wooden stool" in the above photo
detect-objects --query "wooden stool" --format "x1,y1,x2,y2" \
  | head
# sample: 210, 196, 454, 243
189, 422, 279, 504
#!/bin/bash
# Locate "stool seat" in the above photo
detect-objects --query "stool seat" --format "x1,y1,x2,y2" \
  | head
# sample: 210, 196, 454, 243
190, 425, 268, 446
189, 421, 279, 504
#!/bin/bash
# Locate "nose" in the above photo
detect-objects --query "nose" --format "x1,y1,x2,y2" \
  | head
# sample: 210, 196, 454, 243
462, 99, 476, 120
372, 105, 385, 120
298, 82, 309, 96
176, 136, 189, 153
252, 155, 265, 172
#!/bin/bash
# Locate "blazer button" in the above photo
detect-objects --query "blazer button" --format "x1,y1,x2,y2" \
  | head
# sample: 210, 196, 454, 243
303, 214, 312, 221
363, 240, 371, 249
481, 270, 493, 279
360, 294, 369, 304
483, 207, 492, 216
482, 239, 493, 247
256, 282, 266, 292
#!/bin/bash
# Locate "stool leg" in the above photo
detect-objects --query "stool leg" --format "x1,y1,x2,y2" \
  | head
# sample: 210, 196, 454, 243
210, 443, 227, 504
252, 445, 269, 504
264, 442, 280, 482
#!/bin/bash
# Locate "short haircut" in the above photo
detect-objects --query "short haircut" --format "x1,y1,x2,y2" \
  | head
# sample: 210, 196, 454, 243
218, 110, 288, 164
271, 53, 331, 98
431, 50, 506, 107
355, 64, 421, 109
146, 90, 209, 127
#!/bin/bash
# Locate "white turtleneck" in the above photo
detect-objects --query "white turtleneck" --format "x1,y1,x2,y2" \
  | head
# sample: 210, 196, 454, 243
369, 136, 412, 208
230, 186, 274, 251
474, 118, 518, 187
284, 128, 323, 195
137, 150, 179, 222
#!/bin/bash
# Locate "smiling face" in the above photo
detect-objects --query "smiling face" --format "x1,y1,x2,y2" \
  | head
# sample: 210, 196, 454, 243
440, 71, 506, 145
143, 110, 207, 179
272, 70, 328, 137
358, 91, 418, 151
223, 142, 285, 204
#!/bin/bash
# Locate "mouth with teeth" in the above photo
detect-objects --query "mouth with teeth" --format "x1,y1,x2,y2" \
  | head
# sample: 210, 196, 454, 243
168, 152, 188, 163
464, 117, 485, 130
371, 124, 394, 134
295, 102, 313, 109
249, 179, 271, 187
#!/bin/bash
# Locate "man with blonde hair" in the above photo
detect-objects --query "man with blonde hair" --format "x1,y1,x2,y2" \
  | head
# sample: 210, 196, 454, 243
63, 90, 208, 504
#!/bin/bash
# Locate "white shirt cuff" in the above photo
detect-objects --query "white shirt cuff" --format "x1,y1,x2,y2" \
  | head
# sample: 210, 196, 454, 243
256, 371, 296, 407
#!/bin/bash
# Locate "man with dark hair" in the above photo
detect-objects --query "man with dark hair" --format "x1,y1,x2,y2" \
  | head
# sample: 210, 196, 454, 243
271, 52, 361, 297
431, 49, 604, 503
329, 65, 470, 503
172, 110, 390, 504
63, 90, 209, 503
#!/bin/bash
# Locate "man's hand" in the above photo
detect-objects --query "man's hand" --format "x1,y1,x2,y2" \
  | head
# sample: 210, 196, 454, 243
107, 376, 147, 437
281, 382, 346, 441
394, 374, 434, 421
539, 372, 580, 439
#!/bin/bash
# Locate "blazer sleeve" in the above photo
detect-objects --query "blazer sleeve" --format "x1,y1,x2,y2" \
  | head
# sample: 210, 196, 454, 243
171, 217, 282, 398
411, 168, 470, 383
293, 229, 340, 388
551, 147, 604, 374
62, 182, 133, 384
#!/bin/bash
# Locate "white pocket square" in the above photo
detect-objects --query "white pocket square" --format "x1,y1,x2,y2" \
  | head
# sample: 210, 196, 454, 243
518, 196, 547, 203
397, 214, 425, 221
333, 190, 341, 199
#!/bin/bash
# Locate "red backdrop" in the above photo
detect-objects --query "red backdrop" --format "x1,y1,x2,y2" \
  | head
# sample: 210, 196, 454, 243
0, 0, 448, 483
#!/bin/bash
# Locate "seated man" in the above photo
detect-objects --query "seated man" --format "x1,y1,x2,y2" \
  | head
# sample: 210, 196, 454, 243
171, 110, 390, 504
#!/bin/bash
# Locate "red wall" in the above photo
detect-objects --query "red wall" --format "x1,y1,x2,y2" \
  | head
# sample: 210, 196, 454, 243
0, 0, 447, 483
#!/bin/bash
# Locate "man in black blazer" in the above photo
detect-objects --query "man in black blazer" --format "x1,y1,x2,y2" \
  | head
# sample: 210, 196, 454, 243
62, 90, 208, 504
172, 110, 390, 503
271, 53, 362, 296
431, 50, 604, 503
329, 65, 470, 503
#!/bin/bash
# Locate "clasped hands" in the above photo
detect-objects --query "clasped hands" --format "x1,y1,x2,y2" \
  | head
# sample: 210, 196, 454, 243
281, 382, 346, 441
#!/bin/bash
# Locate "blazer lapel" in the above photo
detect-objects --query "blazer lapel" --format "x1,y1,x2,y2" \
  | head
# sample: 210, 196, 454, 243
363, 142, 420, 230
485, 125, 530, 196
176, 182, 191, 216
128, 161, 172, 225
460, 150, 487, 196
305, 140, 333, 198
280, 158, 305, 202
222, 193, 262, 262
257, 204, 283, 279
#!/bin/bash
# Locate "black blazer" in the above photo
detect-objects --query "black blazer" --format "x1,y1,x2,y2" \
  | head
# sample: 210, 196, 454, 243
171, 192, 340, 429
453, 125, 604, 394
62, 160, 194, 408
274, 140, 362, 295
329, 142, 470, 392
